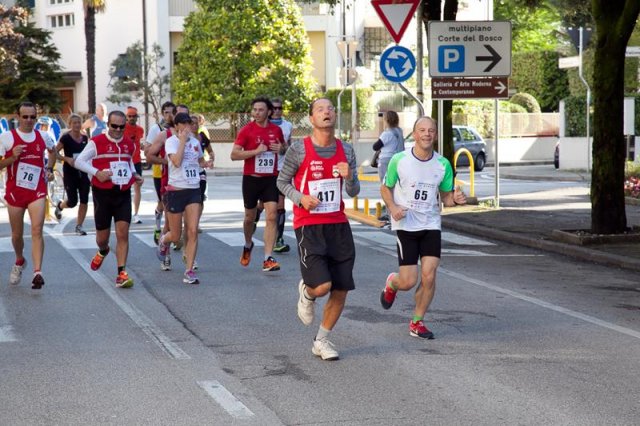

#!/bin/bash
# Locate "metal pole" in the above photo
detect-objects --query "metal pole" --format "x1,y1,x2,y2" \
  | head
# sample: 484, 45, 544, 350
416, 2, 423, 103
437, 99, 443, 154
578, 27, 591, 172
142, 0, 149, 132
351, 0, 357, 143
399, 83, 424, 117
494, 98, 499, 208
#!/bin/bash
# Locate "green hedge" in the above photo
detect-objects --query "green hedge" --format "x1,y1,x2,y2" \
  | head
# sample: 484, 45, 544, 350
511, 51, 570, 112
564, 95, 640, 136
324, 87, 375, 132
566, 51, 639, 96
563, 95, 590, 137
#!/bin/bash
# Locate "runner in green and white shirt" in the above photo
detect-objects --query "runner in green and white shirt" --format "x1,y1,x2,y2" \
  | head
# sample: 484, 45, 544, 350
379, 116, 467, 340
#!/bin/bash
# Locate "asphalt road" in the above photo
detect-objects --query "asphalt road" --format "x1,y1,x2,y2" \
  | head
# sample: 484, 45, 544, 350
1, 174, 639, 425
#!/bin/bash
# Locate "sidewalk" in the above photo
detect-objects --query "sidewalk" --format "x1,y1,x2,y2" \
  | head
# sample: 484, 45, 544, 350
440, 165, 640, 272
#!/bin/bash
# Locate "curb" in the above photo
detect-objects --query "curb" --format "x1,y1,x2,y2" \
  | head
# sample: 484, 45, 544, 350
441, 217, 640, 273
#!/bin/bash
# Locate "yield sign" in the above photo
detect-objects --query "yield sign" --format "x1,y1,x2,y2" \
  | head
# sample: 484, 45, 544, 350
371, 0, 420, 44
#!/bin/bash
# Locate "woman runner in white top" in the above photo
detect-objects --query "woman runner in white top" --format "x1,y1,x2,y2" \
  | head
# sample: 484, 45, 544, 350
156, 112, 212, 284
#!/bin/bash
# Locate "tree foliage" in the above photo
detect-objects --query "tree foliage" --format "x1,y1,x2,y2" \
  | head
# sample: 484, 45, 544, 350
173, 0, 317, 112
107, 42, 171, 120
495, 0, 561, 52
0, 16, 63, 113
0, 5, 29, 86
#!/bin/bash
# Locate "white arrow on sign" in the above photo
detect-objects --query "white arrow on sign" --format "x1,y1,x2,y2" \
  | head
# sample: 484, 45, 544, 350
385, 49, 412, 77
494, 80, 507, 95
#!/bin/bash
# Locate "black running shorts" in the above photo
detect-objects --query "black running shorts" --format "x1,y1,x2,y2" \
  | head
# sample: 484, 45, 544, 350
92, 186, 132, 231
165, 188, 201, 214
396, 229, 442, 265
294, 222, 356, 291
242, 175, 278, 209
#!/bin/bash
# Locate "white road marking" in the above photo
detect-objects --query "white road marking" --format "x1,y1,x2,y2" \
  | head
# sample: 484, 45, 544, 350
353, 231, 397, 246
441, 268, 640, 341
197, 380, 254, 419
0, 297, 17, 343
442, 231, 496, 246
44, 220, 190, 360
133, 232, 157, 248
207, 232, 264, 247
55, 235, 100, 249
0, 237, 16, 253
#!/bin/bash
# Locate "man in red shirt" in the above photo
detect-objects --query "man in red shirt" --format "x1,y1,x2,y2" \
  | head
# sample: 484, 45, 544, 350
0, 101, 56, 289
231, 97, 285, 272
124, 106, 145, 224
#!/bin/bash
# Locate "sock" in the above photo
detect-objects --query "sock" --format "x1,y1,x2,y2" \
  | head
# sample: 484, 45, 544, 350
155, 209, 162, 229
15, 257, 25, 266
302, 285, 315, 301
264, 254, 272, 261
245, 242, 253, 249
412, 315, 423, 323
99, 247, 109, 256
118, 266, 126, 274
387, 274, 397, 291
33, 269, 41, 276
277, 209, 286, 240
315, 326, 330, 341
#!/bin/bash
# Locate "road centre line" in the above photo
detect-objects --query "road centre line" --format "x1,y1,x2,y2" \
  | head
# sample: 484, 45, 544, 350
441, 268, 640, 341
44, 220, 190, 360
0, 295, 17, 343
197, 380, 254, 419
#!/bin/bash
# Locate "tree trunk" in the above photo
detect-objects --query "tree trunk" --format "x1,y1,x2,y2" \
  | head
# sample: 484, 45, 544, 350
84, 7, 96, 114
590, 0, 640, 233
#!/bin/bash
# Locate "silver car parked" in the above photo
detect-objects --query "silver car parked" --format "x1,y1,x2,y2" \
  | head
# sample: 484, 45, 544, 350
404, 125, 487, 171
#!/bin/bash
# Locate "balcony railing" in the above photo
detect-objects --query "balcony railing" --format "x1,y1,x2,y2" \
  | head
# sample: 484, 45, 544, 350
296, 1, 329, 15
169, 0, 196, 17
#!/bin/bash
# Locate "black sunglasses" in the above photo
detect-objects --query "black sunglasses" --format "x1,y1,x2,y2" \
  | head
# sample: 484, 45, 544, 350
21, 115, 37, 120
109, 123, 126, 130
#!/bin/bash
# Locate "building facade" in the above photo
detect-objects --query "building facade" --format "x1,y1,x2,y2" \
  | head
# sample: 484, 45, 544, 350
25, 0, 490, 117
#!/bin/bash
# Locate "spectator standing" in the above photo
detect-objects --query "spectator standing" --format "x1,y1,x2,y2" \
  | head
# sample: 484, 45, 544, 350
82, 102, 107, 138
372, 110, 404, 182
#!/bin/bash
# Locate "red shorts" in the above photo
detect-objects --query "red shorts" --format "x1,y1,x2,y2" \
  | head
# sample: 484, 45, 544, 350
4, 186, 47, 209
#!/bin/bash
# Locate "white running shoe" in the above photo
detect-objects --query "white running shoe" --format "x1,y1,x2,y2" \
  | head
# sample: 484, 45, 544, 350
312, 338, 339, 361
297, 280, 315, 326
9, 261, 26, 285
133, 215, 142, 224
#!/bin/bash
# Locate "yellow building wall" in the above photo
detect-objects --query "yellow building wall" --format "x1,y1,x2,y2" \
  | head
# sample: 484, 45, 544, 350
307, 31, 326, 91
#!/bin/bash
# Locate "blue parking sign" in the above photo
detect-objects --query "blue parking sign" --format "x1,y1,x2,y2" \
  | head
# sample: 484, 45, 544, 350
438, 46, 465, 73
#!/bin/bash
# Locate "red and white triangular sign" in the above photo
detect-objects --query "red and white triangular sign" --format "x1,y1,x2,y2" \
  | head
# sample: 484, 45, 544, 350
371, 0, 420, 44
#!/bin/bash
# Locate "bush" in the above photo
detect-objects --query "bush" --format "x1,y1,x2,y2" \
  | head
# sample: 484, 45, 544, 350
562, 95, 590, 137
511, 51, 569, 112
510, 93, 541, 113
324, 87, 374, 132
